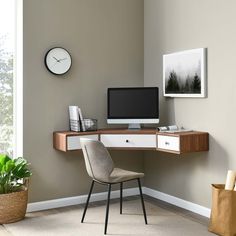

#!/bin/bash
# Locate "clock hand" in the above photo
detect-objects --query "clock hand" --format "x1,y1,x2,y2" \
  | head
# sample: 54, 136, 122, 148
58, 58, 67, 62
53, 56, 60, 62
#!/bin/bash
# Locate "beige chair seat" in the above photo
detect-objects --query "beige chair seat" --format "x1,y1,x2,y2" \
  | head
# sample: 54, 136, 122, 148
80, 138, 147, 234
108, 168, 144, 183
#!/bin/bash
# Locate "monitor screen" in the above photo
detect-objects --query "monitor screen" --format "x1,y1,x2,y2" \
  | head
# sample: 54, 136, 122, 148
107, 87, 159, 119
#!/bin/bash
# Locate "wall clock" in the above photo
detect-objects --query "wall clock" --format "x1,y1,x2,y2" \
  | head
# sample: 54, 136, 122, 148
45, 47, 72, 75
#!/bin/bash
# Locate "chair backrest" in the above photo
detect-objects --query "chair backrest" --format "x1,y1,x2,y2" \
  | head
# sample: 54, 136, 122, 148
80, 138, 114, 182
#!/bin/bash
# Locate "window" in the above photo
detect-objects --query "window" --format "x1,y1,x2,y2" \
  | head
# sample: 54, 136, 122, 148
0, 0, 22, 157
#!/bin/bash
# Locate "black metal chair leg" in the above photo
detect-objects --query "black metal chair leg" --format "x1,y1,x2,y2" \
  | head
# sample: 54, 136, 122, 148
120, 182, 123, 214
104, 184, 111, 235
81, 180, 95, 223
137, 178, 147, 224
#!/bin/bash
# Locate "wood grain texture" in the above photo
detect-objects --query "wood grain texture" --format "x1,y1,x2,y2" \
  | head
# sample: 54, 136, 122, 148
53, 129, 209, 155
152, 148, 181, 155
156, 132, 209, 154
180, 132, 209, 153
53, 133, 67, 152
53, 130, 99, 136
156, 131, 207, 136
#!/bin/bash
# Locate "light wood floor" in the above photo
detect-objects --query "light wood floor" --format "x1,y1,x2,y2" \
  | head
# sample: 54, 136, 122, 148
0, 195, 210, 235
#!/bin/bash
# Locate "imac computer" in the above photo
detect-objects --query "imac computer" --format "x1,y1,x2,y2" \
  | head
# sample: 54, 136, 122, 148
107, 87, 159, 129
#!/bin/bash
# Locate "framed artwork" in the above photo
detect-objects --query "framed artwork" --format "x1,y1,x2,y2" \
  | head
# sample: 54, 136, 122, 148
163, 48, 207, 97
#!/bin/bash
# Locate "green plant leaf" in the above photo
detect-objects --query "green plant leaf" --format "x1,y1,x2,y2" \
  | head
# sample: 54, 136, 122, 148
1, 174, 9, 185
0, 155, 32, 194
14, 157, 27, 166
0, 154, 11, 166
5, 160, 15, 172
14, 168, 31, 178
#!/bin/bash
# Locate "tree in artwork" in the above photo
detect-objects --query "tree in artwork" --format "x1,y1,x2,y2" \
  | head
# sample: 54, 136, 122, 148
192, 73, 201, 93
166, 71, 180, 93
164, 50, 204, 96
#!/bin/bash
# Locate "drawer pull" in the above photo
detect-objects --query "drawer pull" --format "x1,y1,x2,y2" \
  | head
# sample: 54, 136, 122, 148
126, 140, 129, 143
157, 135, 180, 151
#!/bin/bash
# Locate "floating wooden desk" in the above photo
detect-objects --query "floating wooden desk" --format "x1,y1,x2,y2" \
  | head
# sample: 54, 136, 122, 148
53, 128, 209, 155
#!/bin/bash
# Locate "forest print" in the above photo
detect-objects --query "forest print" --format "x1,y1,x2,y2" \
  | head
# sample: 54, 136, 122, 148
164, 49, 204, 95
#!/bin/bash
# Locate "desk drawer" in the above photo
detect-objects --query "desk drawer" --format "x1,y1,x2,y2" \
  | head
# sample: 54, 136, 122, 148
67, 135, 99, 150
157, 135, 180, 151
100, 134, 156, 148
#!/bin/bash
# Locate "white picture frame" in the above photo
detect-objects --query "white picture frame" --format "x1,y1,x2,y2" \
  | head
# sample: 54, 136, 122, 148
163, 48, 207, 97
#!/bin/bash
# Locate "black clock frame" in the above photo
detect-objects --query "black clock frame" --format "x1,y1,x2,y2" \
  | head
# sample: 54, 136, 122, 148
44, 47, 72, 75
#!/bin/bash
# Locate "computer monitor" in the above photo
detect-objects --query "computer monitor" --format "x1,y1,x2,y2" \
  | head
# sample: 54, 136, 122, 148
107, 87, 159, 129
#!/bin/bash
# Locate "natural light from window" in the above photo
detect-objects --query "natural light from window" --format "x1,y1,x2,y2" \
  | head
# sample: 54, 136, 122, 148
0, 0, 15, 156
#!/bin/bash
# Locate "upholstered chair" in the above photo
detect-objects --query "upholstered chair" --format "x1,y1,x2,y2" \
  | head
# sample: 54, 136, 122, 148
80, 138, 147, 235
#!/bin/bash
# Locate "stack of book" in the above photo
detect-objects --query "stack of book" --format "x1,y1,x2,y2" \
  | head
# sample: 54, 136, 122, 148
157, 125, 193, 133
69, 106, 86, 132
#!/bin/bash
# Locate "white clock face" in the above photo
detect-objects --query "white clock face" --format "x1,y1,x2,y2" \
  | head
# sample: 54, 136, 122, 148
45, 47, 72, 75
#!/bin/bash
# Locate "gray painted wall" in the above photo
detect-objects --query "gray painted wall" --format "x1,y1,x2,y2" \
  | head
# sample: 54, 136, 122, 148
144, 0, 236, 207
23, 0, 144, 202
23, 0, 234, 208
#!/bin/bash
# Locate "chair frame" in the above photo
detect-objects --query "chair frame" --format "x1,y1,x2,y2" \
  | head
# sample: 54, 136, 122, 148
81, 177, 147, 235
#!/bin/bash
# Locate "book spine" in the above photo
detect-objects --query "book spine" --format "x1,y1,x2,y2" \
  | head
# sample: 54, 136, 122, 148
69, 106, 81, 132
78, 108, 86, 131
158, 125, 178, 132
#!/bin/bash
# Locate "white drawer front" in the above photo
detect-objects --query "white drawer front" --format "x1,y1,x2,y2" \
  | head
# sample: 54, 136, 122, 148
157, 135, 180, 151
100, 134, 156, 148
67, 135, 99, 150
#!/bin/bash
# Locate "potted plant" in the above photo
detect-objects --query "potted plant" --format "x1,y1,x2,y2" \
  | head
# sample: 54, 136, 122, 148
0, 154, 32, 224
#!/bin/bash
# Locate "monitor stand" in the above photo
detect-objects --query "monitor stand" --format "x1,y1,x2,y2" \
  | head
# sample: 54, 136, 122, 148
128, 123, 141, 130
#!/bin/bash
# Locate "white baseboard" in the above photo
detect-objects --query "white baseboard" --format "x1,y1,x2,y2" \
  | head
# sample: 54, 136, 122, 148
27, 186, 211, 218
27, 187, 139, 213
143, 187, 211, 218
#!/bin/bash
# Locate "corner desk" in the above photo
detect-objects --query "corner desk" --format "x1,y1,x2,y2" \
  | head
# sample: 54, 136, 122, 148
53, 128, 209, 155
